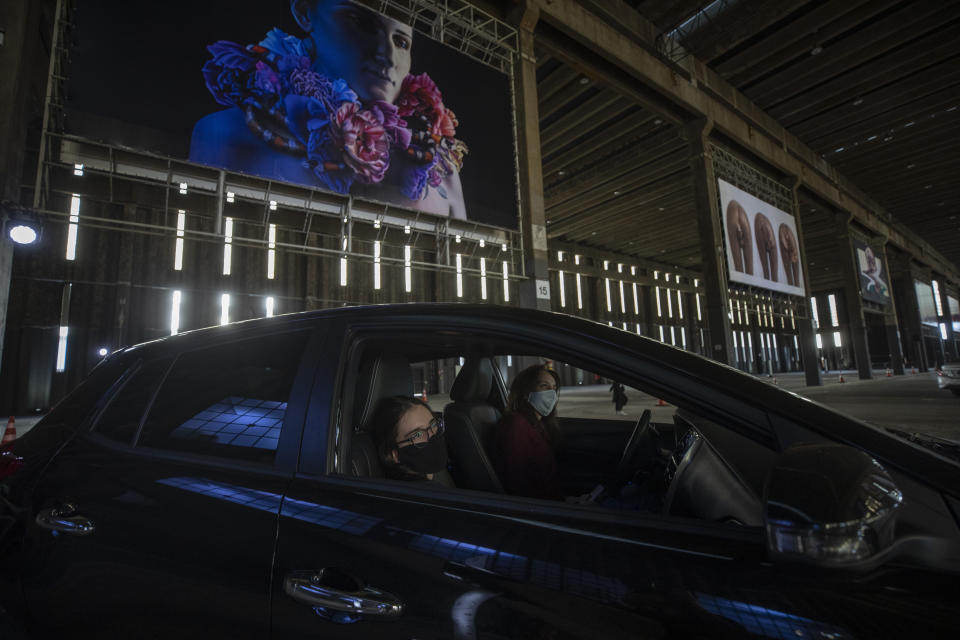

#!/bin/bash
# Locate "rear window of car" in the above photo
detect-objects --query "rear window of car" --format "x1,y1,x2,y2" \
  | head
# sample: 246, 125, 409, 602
136, 330, 310, 464
93, 357, 174, 445
16, 356, 130, 453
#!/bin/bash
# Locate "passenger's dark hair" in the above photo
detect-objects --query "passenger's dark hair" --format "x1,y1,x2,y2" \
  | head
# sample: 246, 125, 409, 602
506, 364, 562, 448
369, 395, 432, 479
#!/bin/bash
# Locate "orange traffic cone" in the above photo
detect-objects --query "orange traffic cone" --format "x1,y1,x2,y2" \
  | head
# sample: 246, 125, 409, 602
886, 368, 892, 377
421, 385, 428, 403
838, 374, 845, 383
656, 398, 668, 407
2, 417, 15, 445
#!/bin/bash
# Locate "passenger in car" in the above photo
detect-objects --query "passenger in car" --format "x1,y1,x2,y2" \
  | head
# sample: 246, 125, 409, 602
370, 395, 455, 486
492, 364, 563, 499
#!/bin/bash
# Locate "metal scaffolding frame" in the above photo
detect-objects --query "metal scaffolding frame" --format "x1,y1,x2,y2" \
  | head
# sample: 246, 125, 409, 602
709, 142, 807, 328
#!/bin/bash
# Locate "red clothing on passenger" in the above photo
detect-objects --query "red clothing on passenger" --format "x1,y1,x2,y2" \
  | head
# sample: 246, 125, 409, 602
493, 410, 561, 499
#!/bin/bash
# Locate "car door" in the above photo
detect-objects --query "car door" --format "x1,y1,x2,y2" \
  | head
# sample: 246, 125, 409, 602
271, 314, 959, 638
20, 326, 321, 638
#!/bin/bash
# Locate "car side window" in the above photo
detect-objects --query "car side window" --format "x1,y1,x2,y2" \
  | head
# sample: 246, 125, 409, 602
94, 357, 174, 444
137, 330, 310, 464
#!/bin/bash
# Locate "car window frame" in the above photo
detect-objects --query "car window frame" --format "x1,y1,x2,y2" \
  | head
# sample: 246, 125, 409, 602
292, 314, 773, 550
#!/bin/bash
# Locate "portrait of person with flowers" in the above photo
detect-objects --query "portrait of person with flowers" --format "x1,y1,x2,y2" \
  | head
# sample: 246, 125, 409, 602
190, 0, 468, 219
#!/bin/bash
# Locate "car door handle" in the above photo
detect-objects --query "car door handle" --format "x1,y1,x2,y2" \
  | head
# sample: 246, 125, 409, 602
35, 503, 96, 536
284, 569, 404, 619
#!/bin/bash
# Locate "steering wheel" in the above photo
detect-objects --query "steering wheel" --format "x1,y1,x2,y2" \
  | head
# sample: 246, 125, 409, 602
612, 409, 652, 487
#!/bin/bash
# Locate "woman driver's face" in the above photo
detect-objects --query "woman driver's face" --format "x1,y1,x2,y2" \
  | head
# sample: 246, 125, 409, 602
533, 370, 557, 393
299, 0, 413, 103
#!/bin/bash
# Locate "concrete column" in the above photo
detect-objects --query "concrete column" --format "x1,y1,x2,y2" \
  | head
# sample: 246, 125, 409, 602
878, 240, 905, 375
835, 218, 872, 380
889, 254, 926, 371
0, 0, 43, 377
685, 119, 732, 365
783, 178, 821, 385
512, 8, 550, 311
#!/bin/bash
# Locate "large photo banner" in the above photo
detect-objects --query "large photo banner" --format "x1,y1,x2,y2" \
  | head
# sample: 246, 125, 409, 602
852, 238, 891, 305
717, 179, 805, 296
65, 0, 518, 229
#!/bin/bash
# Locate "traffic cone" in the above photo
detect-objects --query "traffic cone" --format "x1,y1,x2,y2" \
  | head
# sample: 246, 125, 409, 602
911, 367, 917, 375
838, 374, 845, 383
886, 368, 892, 377
421, 385, 428, 403
2, 417, 15, 444
656, 398, 668, 407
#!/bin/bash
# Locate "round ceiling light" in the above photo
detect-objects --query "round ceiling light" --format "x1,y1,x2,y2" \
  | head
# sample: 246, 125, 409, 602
9, 224, 38, 245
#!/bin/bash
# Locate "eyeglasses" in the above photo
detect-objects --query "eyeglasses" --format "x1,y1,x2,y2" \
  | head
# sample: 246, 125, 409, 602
395, 417, 444, 449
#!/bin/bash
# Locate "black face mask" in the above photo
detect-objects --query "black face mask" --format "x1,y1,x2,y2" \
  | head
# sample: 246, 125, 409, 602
395, 433, 449, 475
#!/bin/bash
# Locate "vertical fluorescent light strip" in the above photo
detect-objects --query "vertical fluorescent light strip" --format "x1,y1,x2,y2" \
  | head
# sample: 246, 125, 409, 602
265, 296, 275, 318
66, 194, 80, 260
174, 210, 185, 271
810, 297, 820, 329
681, 327, 687, 349
575, 273, 583, 309
670, 326, 676, 345
558, 271, 566, 307
502, 260, 510, 302
604, 278, 612, 312
632, 283, 639, 315
55, 326, 69, 372
659, 325, 665, 342
267, 224, 277, 280
456, 253, 463, 298
696, 294, 702, 321
940, 323, 948, 340
220, 293, 230, 325
666, 288, 673, 318
480, 257, 487, 300
828, 294, 839, 327
677, 291, 683, 319
374, 241, 382, 290
816, 334, 823, 349
636, 323, 641, 335
833, 331, 842, 347
656, 287, 662, 317
223, 217, 233, 276
404, 245, 412, 293
619, 281, 626, 313
170, 290, 181, 335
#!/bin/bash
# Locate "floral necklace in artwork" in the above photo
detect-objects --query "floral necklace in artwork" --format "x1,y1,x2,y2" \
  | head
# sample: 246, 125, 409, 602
201, 28, 467, 199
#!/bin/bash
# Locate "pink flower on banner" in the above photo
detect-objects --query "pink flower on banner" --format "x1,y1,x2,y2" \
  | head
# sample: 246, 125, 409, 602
369, 100, 411, 149
396, 73, 456, 138
330, 102, 390, 184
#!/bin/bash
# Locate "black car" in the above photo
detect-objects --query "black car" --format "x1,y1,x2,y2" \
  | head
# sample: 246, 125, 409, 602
1, 304, 958, 639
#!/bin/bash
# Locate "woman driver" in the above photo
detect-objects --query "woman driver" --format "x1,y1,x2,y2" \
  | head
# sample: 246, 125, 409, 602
492, 364, 563, 499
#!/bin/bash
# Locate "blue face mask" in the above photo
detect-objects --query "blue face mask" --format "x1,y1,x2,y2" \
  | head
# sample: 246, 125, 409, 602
527, 389, 558, 417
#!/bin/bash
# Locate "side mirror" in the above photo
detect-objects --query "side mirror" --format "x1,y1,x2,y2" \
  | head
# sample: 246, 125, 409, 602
765, 443, 902, 566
